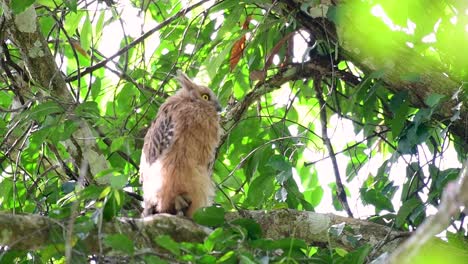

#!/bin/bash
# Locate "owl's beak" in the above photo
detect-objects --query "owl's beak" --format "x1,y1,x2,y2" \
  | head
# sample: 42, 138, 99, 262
215, 102, 223, 112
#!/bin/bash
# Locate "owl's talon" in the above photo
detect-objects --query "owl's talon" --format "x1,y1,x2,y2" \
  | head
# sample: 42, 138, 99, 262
175, 194, 191, 216
142, 204, 158, 217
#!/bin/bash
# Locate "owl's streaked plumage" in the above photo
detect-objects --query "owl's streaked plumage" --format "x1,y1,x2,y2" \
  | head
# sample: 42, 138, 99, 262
140, 71, 221, 217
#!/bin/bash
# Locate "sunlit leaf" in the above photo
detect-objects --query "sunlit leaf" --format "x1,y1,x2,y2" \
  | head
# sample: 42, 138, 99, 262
80, 14, 92, 52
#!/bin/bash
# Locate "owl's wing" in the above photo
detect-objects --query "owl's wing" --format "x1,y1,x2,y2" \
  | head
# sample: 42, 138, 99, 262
141, 107, 174, 167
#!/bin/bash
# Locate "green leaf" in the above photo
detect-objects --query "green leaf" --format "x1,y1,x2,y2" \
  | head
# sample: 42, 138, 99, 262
245, 173, 274, 207
110, 173, 127, 189
95, 11, 106, 41
389, 91, 409, 137
61, 181, 76, 194
244, 151, 260, 181
425, 93, 445, 108
361, 189, 394, 212
204, 227, 224, 252
91, 77, 102, 99
103, 190, 123, 221
340, 244, 371, 264
36, 0, 59, 8
215, 6, 243, 42
326, 5, 342, 24
154, 235, 180, 256
217, 251, 236, 263
111, 137, 126, 153
143, 255, 167, 264
103, 234, 134, 254
238, 254, 257, 264
80, 14, 92, 51
28, 101, 63, 121
11, 0, 35, 14
230, 218, 262, 240
75, 101, 100, 118
61, 120, 79, 140
345, 144, 368, 181
368, 69, 385, 79
193, 206, 225, 227
432, 167, 459, 191
0, 179, 13, 204
198, 255, 217, 263
206, 42, 233, 78
116, 83, 137, 111
268, 155, 292, 171
64, 0, 77, 12
396, 197, 421, 227
335, 247, 348, 257
63, 11, 84, 33
305, 187, 324, 207
209, 0, 238, 13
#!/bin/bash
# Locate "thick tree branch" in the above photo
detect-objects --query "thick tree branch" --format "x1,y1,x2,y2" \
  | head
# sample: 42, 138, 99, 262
0, 210, 406, 256
0, 213, 209, 252
1, 3, 109, 182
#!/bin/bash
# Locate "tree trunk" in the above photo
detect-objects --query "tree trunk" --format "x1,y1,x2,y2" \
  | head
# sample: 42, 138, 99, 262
1, 2, 109, 183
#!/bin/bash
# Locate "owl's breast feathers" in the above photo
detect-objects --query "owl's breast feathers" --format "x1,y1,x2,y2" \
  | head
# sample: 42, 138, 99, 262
140, 97, 220, 215
142, 98, 220, 168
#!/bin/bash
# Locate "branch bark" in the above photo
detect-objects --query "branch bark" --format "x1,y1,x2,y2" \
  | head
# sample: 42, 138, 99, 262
1, 2, 108, 183
314, 75, 353, 217
0, 210, 406, 257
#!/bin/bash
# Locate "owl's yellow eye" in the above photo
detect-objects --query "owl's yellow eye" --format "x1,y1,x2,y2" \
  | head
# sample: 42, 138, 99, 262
201, 94, 210, 100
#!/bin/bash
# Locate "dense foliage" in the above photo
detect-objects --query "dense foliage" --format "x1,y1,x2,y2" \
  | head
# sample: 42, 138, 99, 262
0, 0, 467, 263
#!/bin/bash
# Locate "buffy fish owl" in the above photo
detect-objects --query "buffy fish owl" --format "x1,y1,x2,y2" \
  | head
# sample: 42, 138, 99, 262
140, 71, 222, 217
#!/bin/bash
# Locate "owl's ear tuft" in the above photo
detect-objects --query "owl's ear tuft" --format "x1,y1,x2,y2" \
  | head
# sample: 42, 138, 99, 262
176, 70, 197, 91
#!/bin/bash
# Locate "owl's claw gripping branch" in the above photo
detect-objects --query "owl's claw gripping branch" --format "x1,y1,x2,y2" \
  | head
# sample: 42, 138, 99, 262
175, 194, 192, 216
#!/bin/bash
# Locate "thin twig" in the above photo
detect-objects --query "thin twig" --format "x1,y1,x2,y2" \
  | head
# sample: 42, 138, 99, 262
313, 75, 353, 218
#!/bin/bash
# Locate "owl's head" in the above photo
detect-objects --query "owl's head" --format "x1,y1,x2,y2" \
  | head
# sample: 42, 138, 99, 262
176, 70, 222, 112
